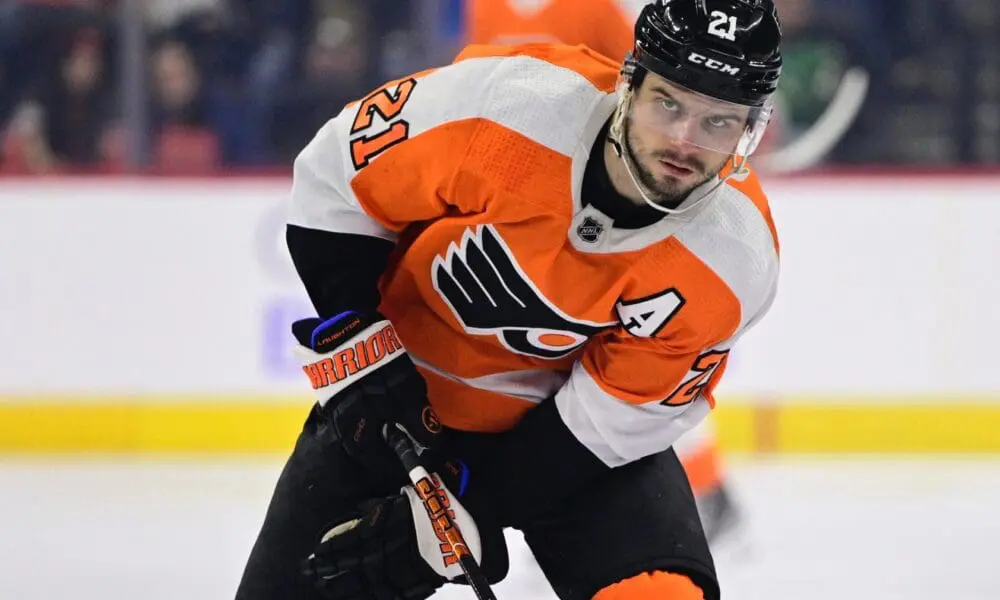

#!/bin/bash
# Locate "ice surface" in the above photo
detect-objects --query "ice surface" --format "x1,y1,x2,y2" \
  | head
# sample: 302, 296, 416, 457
1, 458, 996, 600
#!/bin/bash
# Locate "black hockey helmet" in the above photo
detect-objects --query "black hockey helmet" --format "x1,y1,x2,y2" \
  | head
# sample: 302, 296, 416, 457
628, 0, 782, 107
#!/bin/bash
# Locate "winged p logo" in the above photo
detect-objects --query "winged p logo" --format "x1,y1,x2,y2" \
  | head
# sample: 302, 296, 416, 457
432, 225, 613, 359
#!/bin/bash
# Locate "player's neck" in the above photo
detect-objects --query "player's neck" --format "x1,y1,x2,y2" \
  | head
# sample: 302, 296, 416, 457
583, 125, 664, 229
602, 137, 648, 208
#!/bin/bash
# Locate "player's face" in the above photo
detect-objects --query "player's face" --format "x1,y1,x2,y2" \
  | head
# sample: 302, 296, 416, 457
625, 73, 751, 204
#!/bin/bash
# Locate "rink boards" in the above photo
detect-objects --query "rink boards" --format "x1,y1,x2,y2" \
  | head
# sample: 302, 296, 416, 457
2, 175, 999, 454
1, 395, 999, 454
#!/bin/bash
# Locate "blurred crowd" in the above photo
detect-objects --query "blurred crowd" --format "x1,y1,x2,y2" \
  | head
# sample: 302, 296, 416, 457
0, 0, 998, 174
0, 0, 423, 173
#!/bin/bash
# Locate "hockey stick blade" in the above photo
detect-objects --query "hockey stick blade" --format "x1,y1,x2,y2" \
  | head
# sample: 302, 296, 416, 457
385, 427, 499, 600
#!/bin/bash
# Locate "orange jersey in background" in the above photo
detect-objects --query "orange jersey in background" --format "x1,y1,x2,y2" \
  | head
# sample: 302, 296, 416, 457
465, 0, 636, 62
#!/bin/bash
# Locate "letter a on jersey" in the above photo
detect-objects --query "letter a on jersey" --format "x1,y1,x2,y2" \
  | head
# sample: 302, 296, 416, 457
432, 225, 613, 359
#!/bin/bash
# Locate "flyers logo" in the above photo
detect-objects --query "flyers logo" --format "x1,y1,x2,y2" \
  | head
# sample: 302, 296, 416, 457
432, 225, 614, 359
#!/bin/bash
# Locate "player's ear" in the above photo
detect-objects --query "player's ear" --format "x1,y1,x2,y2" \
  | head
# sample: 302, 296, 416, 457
616, 62, 631, 90
618, 54, 648, 93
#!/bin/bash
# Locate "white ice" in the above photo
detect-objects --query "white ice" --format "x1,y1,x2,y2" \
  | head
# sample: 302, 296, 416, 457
1, 458, 997, 600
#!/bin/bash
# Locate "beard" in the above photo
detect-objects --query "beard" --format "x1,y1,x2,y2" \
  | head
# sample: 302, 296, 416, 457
623, 113, 719, 207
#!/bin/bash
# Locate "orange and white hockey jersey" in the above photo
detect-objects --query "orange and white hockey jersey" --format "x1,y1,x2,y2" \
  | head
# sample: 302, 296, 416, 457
465, 0, 636, 62
288, 43, 780, 468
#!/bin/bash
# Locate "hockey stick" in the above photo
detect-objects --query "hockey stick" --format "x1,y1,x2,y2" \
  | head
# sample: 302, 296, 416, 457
385, 428, 499, 600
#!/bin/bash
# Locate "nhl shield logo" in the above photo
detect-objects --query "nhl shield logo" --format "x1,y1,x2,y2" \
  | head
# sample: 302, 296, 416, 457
576, 216, 604, 243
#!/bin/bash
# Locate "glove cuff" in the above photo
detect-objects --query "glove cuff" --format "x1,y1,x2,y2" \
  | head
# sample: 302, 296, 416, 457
295, 315, 409, 407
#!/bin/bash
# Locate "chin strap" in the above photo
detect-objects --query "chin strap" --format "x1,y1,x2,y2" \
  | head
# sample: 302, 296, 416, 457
607, 84, 745, 217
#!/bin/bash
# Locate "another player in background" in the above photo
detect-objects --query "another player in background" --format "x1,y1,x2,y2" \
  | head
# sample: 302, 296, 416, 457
236, 1, 781, 599
464, 0, 635, 62
466, 0, 748, 550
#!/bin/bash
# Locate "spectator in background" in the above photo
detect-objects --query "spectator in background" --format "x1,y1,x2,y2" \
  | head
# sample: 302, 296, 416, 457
0, 0, 114, 173
146, 37, 219, 172
150, 39, 207, 129
2, 26, 113, 173
270, 13, 367, 163
229, 0, 313, 164
758, 0, 893, 169
160, 0, 313, 165
0, 1, 115, 104
267, 0, 418, 164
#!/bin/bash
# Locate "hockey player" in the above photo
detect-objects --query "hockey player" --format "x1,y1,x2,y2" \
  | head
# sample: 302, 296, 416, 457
235, 1, 781, 599
465, 0, 751, 550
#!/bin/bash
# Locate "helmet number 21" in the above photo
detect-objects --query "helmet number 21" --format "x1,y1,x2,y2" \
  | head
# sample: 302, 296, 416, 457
707, 10, 738, 42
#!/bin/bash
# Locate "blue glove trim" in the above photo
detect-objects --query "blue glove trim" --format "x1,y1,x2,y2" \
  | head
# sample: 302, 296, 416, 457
311, 310, 359, 350
456, 459, 470, 498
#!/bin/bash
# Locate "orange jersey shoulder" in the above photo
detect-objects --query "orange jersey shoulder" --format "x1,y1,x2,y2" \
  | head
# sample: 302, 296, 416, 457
289, 42, 619, 239
453, 42, 620, 90
344, 43, 619, 234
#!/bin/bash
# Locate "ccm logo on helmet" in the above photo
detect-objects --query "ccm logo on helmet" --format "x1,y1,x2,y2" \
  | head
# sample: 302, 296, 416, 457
687, 52, 741, 76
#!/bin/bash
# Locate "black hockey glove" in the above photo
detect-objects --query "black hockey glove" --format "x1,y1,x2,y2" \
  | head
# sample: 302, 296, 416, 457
301, 457, 508, 600
293, 311, 442, 479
